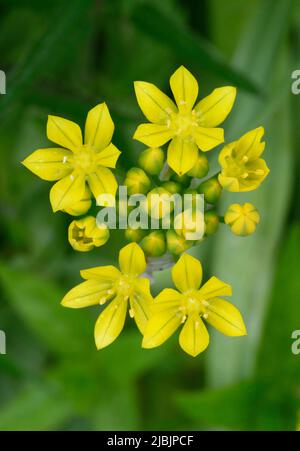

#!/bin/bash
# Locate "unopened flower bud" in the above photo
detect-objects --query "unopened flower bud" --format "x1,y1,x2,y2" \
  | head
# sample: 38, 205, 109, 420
68, 216, 109, 252
138, 147, 165, 175
147, 187, 173, 219
198, 176, 222, 204
124, 167, 151, 195
125, 228, 147, 242
140, 231, 166, 257
204, 210, 220, 235
187, 153, 209, 178
224, 203, 260, 236
166, 230, 193, 256
161, 181, 181, 194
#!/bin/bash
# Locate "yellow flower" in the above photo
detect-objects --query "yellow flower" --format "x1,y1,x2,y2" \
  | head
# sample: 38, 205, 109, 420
143, 254, 246, 357
68, 216, 109, 252
22, 103, 121, 212
218, 127, 269, 192
61, 243, 153, 349
133, 65, 236, 176
224, 203, 260, 236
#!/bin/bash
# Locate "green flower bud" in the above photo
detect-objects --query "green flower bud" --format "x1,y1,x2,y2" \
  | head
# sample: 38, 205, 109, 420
187, 153, 209, 178
204, 210, 220, 235
138, 147, 165, 175
161, 181, 181, 194
197, 176, 222, 204
125, 228, 147, 242
141, 231, 166, 257
147, 187, 173, 219
124, 167, 151, 195
166, 230, 193, 256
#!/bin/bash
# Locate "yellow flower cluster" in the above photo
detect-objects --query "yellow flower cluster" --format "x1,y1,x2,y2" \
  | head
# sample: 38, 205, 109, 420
62, 243, 246, 356
22, 66, 270, 357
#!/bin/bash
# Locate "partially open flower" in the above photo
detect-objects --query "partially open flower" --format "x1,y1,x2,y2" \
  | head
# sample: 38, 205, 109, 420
218, 127, 269, 192
68, 216, 109, 252
224, 203, 260, 236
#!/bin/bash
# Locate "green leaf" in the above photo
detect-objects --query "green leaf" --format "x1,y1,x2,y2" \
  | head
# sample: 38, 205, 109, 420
0, 0, 92, 116
131, 3, 261, 95
0, 382, 72, 431
176, 379, 298, 430
207, 0, 294, 386
256, 224, 300, 383
0, 263, 93, 357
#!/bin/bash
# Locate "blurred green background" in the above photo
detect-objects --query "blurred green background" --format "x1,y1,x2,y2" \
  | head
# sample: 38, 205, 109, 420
0, 0, 300, 431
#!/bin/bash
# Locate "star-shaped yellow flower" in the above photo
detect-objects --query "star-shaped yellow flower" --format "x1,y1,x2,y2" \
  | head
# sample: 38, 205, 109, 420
133, 66, 236, 176
143, 254, 246, 357
218, 127, 269, 192
22, 103, 121, 212
61, 243, 153, 350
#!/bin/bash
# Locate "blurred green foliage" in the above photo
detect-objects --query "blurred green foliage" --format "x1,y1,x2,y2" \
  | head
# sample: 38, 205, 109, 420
0, 0, 299, 430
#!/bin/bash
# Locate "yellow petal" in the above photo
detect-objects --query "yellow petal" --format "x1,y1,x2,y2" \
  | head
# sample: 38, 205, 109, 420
63, 185, 91, 216
118, 242, 146, 276
170, 66, 198, 112
152, 288, 182, 315
133, 123, 174, 147
193, 127, 224, 152
179, 314, 209, 356
235, 126, 265, 160
198, 276, 232, 300
87, 167, 118, 205
142, 306, 182, 349
95, 143, 121, 168
172, 254, 202, 293
84, 103, 114, 151
61, 279, 112, 308
80, 265, 121, 281
134, 81, 177, 124
194, 86, 237, 127
218, 173, 240, 192
49, 171, 86, 212
94, 296, 128, 349
167, 137, 198, 175
47, 115, 82, 152
130, 279, 153, 334
22, 148, 73, 181
206, 298, 247, 336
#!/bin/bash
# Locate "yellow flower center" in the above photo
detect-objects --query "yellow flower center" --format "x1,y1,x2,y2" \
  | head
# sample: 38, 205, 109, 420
168, 111, 198, 140
180, 291, 208, 317
115, 275, 134, 299
70, 223, 93, 245
72, 145, 98, 174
